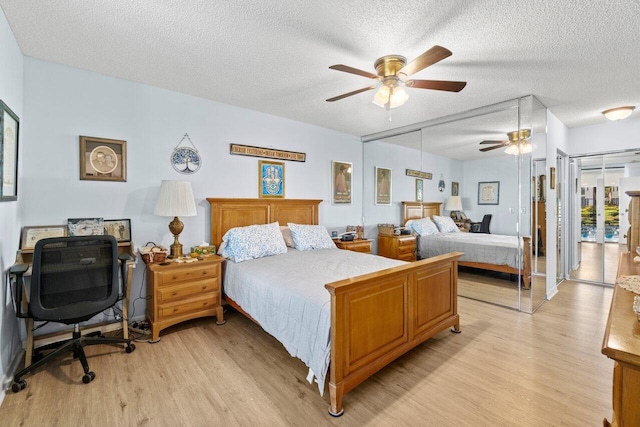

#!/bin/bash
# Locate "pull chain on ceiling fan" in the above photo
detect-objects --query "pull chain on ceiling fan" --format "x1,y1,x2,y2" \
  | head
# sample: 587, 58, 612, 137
326, 45, 467, 115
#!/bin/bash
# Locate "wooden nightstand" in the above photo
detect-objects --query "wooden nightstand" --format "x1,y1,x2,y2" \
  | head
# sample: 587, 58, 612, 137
377, 234, 417, 261
146, 255, 224, 342
333, 239, 372, 254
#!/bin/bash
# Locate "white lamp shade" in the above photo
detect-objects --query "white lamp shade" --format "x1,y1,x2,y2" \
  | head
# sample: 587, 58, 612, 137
153, 180, 197, 217
445, 195, 462, 211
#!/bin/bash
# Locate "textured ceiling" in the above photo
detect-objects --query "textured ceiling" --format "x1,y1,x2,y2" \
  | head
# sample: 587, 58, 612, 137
2, 0, 640, 156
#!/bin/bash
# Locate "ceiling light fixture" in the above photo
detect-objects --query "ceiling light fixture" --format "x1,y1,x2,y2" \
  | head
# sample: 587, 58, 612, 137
602, 106, 635, 121
372, 77, 409, 110
504, 129, 532, 156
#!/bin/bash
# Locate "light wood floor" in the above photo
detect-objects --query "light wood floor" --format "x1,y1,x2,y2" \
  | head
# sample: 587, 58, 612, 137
570, 242, 624, 284
0, 281, 613, 426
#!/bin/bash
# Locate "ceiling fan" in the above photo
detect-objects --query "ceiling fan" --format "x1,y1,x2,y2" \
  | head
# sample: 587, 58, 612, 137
326, 45, 466, 110
479, 129, 532, 155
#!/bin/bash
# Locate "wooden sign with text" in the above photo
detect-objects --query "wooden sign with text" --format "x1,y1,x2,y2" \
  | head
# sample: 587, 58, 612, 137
405, 169, 433, 180
230, 144, 306, 162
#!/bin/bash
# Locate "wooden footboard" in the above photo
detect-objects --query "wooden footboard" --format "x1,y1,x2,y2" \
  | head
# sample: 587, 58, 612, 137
324, 251, 463, 416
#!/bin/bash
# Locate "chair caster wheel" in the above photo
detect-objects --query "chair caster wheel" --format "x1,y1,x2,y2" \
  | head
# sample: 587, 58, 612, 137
82, 371, 96, 384
11, 380, 26, 393
125, 343, 136, 353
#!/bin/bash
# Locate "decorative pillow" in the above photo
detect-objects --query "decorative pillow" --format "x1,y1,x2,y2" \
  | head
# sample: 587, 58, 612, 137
433, 215, 460, 233
411, 217, 440, 236
287, 223, 337, 251
280, 226, 295, 248
221, 222, 287, 262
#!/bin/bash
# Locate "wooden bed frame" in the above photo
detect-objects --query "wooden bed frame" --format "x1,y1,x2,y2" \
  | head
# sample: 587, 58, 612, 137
401, 201, 531, 289
207, 198, 462, 416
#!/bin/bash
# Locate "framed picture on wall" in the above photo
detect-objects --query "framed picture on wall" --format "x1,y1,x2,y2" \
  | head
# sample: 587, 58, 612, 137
478, 181, 500, 205
258, 160, 285, 198
375, 166, 392, 205
1, 100, 19, 201
415, 179, 423, 202
20, 225, 67, 250
452, 181, 459, 196
79, 136, 127, 182
332, 161, 352, 204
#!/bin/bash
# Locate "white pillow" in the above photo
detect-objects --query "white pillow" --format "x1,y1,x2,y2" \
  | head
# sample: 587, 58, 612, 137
221, 222, 287, 262
411, 217, 440, 236
433, 215, 460, 233
287, 223, 336, 251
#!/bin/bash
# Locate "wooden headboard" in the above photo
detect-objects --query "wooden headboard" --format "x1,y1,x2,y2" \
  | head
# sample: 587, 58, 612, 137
402, 201, 442, 224
207, 198, 322, 247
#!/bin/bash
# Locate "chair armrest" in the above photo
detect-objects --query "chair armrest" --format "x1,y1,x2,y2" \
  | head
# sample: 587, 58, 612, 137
10, 263, 29, 318
118, 253, 134, 262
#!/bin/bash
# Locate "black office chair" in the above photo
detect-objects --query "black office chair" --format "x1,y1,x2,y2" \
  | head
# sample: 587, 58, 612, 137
10, 235, 135, 393
470, 214, 492, 234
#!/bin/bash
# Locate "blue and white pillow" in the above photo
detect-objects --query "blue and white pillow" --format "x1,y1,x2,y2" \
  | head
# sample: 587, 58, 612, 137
408, 217, 440, 236
433, 215, 460, 233
287, 223, 336, 251
221, 222, 287, 262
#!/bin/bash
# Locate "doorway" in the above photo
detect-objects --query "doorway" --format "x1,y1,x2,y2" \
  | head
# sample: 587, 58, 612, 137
569, 151, 640, 284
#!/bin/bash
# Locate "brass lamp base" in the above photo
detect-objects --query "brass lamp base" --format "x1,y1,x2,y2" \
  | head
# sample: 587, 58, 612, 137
168, 216, 184, 258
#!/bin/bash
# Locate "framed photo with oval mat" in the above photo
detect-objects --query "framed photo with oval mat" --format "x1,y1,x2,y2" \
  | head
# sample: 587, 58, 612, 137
79, 136, 127, 182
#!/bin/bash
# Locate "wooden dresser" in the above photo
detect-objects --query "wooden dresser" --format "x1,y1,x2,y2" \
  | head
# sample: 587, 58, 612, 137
146, 256, 225, 342
377, 234, 416, 261
602, 251, 640, 426
333, 239, 372, 254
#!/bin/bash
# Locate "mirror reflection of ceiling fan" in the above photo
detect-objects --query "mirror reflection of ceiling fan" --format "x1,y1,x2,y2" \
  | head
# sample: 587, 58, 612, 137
479, 129, 532, 155
326, 45, 467, 110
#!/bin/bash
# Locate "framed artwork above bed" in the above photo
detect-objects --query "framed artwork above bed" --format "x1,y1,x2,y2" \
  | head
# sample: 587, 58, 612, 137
259, 160, 284, 198
478, 181, 499, 205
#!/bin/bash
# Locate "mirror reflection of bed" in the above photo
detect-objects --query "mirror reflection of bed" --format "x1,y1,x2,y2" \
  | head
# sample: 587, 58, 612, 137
401, 201, 542, 309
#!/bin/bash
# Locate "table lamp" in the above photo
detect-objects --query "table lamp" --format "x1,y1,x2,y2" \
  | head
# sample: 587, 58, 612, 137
153, 180, 197, 258
445, 195, 463, 219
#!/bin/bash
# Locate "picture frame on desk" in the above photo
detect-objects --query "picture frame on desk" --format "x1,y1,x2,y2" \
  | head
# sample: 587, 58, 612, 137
20, 225, 67, 250
104, 219, 132, 242
67, 217, 104, 236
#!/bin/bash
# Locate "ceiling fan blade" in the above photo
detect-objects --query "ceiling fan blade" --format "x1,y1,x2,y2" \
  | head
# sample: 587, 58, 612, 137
480, 140, 508, 145
399, 45, 452, 77
329, 64, 379, 80
480, 144, 508, 152
409, 79, 467, 92
326, 86, 376, 102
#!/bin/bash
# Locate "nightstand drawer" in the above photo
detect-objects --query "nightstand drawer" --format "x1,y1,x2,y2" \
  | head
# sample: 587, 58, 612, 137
158, 293, 219, 319
398, 245, 415, 255
398, 253, 417, 262
397, 237, 416, 246
157, 264, 219, 285
157, 278, 219, 303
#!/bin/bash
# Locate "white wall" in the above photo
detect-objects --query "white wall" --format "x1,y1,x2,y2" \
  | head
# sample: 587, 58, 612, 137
462, 156, 520, 236
0, 6, 24, 401
568, 116, 640, 155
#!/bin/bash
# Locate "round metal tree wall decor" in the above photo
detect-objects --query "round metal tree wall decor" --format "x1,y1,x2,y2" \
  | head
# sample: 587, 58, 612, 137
171, 133, 201, 174
438, 174, 445, 192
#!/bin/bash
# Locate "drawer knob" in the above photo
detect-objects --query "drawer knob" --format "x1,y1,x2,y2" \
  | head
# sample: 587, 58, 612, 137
202, 285, 207, 290
202, 270, 208, 275
203, 302, 208, 306
172, 292, 178, 296
173, 308, 179, 312
172, 275, 178, 280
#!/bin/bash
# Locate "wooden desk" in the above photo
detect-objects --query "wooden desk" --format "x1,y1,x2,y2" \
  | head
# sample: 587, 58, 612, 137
602, 251, 640, 426
14, 242, 135, 367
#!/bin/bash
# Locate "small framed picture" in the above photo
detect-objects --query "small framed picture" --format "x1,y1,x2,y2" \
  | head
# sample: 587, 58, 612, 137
332, 161, 352, 205
80, 136, 127, 182
375, 167, 392, 205
415, 179, 423, 202
258, 160, 284, 198
1, 100, 19, 201
20, 225, 67, 250
104, 219, 132, 242
452, 181, 459, 196
67, 218, 105, 236
478, 181, 500, 205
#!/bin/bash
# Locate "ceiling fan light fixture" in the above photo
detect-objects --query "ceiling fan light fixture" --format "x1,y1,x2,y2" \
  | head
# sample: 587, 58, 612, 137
504, 141, 532, 155
602, 106, 635, 121
373, 78, 409, 109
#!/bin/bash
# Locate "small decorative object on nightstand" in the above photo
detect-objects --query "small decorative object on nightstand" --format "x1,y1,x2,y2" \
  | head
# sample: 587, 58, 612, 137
334, 238, 372, 254
377, 234, 416, 261
146, 255, 224, 342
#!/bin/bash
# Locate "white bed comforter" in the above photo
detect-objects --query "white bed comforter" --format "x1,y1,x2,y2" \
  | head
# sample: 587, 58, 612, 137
417, 232, 524, 269
223, 248, 405, 395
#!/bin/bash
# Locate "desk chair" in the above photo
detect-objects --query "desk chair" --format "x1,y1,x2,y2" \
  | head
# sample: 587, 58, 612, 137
470, 214, 492, 234
10, 235, 135, 393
